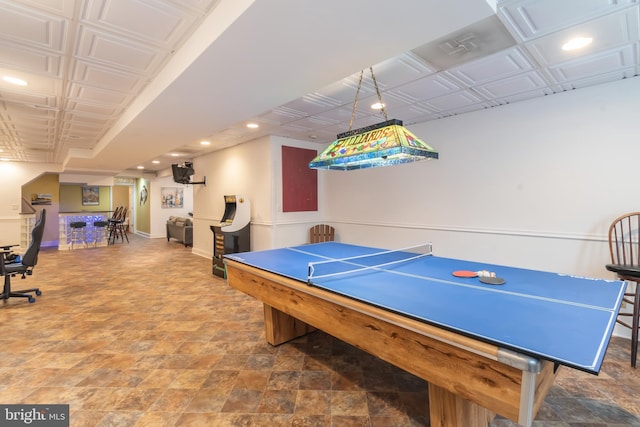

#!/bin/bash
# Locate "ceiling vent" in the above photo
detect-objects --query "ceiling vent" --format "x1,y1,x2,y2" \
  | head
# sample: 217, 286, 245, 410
411, 15, 516, 69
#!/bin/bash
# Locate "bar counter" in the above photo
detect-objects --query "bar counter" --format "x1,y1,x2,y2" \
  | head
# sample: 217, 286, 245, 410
58, 212, 109, 250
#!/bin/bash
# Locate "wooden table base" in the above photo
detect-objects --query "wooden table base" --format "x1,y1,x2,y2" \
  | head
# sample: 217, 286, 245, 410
226, 260, 556, 427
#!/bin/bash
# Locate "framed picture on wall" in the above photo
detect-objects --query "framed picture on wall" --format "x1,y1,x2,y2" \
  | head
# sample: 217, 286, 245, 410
161, 187, 183, 208
31, 193, 52, 205
82, 186, 100, 205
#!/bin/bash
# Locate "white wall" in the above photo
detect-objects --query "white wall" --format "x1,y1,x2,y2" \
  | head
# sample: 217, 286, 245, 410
191, 137, 272, 258
0, 162, 61, 246
324, 77, 640, 274
190, 135, 328, 258
148, 175, 194, 238
322, 77, 640, 338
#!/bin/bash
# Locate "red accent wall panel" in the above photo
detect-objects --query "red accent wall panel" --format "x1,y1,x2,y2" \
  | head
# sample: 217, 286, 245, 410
282, 146, 318, 212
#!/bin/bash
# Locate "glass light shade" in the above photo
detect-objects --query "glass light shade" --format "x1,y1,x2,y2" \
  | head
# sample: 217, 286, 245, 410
308, 119, 438, 171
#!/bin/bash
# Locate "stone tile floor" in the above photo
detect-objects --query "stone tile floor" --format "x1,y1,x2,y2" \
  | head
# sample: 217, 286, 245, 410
0, 235, 638, 426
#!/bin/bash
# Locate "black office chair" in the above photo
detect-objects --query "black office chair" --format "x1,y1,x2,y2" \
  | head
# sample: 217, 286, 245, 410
0, 209, 46, 304
606, 212, 640, 368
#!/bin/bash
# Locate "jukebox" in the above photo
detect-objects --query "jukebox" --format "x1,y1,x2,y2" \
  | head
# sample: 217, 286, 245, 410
210, 195, 251, 278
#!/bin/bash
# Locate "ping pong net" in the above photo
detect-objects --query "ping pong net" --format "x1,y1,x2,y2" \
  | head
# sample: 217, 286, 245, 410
307, 243, 432, 285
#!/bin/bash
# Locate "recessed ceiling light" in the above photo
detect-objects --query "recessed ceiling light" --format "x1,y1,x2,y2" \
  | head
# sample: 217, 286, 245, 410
200, 140, 211, 146
137, 165, 144, 169
562, 36, 593, 51
152, 160, 160, 164
2, 76, 28, 86
0, 158, 10, 162
371, 102, 385, 110
246, 123, 259, 129
170, 153, 179, 157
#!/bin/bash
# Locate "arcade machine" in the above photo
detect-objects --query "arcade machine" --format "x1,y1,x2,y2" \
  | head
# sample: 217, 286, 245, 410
210, 195, 251, 278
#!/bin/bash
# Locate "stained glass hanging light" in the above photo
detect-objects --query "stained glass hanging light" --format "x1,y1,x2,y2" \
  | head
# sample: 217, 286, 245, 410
309, 67, 438, 171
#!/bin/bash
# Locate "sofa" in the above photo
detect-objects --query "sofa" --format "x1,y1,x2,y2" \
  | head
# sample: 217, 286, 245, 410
166, 216, 193, 247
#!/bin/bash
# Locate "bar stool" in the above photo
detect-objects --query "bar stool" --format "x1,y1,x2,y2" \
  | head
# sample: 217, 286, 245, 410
93, 220, 109, 247
69, 221, 87, 249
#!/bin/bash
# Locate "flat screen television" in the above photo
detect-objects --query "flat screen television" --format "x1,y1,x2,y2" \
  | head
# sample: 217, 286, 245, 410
171, 163, 194, 184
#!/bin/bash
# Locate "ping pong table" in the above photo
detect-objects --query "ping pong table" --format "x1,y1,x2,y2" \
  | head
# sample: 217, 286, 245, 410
224, 242, 625, 427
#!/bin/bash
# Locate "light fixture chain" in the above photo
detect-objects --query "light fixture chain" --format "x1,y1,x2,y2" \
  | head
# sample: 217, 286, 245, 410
349, 70, 364, 131
369, 67, 388, 121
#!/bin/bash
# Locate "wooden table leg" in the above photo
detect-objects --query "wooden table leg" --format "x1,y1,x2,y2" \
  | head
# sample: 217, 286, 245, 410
429, 382, 495, 427
263, 304, 316, 345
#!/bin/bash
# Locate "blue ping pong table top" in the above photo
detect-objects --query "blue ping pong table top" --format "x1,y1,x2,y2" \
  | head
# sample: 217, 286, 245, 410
224, 242, 626, 374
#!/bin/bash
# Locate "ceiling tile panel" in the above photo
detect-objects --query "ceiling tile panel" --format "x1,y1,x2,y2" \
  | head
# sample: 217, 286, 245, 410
1, 0, 640, 170
13, 127, 53, 142
19, 142, 54, 151
11, 0, 76, 18
306, 122, 343, 138
0, 71, 63, 97
289, 115, 340, 130
267, 106, 308, 123
474, 70, 551, 98
445, 47, 536, 85
283, 93, 343, 117
254, 111, 291, 126
356, 93, 416, 118
362, 90, 417, 110
341, 72, 378, 98
0, 41, 63, 77
556, 67, 637, 90
0, 88, 57, 109
547, 45, 636, 81
387, 102, 439, 124
82, 0, 201, 47
368, 52, 437, 90
314, 113, 380, 134
62, 110, 111, 127
440, 103, 491, 117
310, 107, 372, 127
4, 102, 57, 119
75, 25, 166, 74
421, 90, 484, 112
0, 1, 67, 51
393, 74, 465, 103
59, 127, 101, 140
166, 0, 221, 14
67, 82, 132, 105
523, 7, 640, 66
61, 122, 108, 138
71, 59, 146, 92
64, 98, 121, 118
20, 151, 50, 161
12, 123, 55, 140
311, 82, 362, 108
497, 0, 636, 41
301, 93, 344, 110
280, 121, 314, 134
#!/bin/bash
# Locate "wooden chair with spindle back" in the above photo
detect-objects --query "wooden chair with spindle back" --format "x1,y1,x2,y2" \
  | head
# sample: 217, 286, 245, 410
606, 212, 640, 368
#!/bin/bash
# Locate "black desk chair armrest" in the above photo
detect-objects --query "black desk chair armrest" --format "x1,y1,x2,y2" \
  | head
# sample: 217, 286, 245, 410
0, 249, 9, 275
